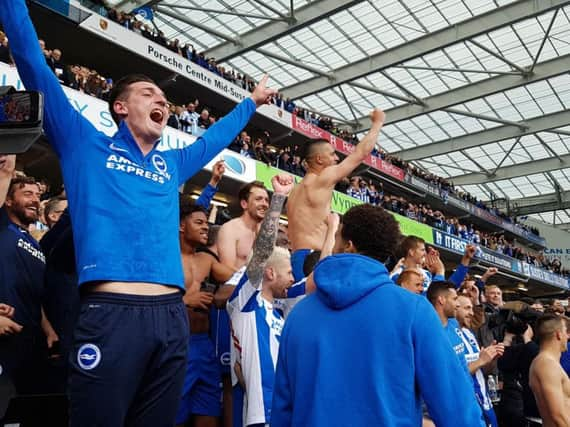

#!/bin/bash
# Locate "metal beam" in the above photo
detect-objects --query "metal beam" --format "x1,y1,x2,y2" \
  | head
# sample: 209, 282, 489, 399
205, 0, 365, 61
349, 81, 421, 105
510, 189, 570, 216
395, 109, 570, 161
452, 153, 570, 186
357, 53, 570, 131
157, 3, 287, 21
255, 48, 331, 76
282, 0, 570, 100
468, 40, 527, 74
155, 6, 238, 43
249, 0, 289, 20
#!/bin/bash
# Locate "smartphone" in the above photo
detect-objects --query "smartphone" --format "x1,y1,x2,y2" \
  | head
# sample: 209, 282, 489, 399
200, 281, 218, 294
0, 91, 43, 127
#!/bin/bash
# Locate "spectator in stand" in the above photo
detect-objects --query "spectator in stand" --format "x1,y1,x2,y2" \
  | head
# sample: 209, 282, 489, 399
240, 141, 254, 159
289, 155, 305, 177
284, 97, 295, 113
167, 104, 181, 130
44, 196, 67, 229
198, 108, 211, 130
181, 101, 199, 134
346, 176, 362, 200
48, 48, 65, 81
276, 149, 293, 173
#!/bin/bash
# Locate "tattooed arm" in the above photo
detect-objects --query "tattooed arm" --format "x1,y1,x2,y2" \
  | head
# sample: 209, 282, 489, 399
246, 174, 294, 286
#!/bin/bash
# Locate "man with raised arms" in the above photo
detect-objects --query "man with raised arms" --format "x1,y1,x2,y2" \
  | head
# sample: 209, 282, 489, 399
286, 109, 385, 280
529, 315, 570, 427
0, 1, 275, 424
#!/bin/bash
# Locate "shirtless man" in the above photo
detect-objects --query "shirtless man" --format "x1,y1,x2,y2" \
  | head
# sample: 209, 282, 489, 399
217, 181, 269, 269
287, 108, 385, 280
177, 200, 236, 427
529, 314, 570, 427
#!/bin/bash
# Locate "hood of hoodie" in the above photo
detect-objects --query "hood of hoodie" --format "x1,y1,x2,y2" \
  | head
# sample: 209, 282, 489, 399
314, 253, 393, 310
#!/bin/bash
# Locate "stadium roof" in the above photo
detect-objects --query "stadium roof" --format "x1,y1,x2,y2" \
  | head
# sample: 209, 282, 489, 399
133, 0, 570, 228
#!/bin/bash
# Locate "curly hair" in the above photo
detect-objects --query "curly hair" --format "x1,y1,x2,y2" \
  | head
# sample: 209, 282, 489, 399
340, 204, 402, 263
179, 194, 207, 221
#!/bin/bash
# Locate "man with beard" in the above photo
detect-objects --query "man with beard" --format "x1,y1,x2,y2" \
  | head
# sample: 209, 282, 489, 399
1, 0, 275, 423
217, 181, 270, 270
216, 180, 270, 426
0, 174, 58, 394
456, 295, 503, 427
176, 199, 236, 427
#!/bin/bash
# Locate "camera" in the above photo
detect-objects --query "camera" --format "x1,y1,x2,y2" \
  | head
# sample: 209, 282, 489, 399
0, 86, 44, 154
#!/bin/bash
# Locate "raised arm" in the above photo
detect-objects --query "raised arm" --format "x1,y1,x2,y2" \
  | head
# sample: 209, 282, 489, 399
0, 155, 15, 207
195, 160, 224, 208
318, 109, 385, 186
176, 75, 277, 184
245, 174, 294, 286
0, 0, 92, 156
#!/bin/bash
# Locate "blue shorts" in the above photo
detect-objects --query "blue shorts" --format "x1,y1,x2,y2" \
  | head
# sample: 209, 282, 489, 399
210, 307, 232, 375
69, 291, 188, 427
175, 333, 222, 424
291, 249, 312, 282
232, 384, 244, 427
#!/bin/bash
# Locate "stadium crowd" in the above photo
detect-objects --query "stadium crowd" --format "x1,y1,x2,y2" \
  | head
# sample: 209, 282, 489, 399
0, 28, 542, 240
1, 2, 569, 426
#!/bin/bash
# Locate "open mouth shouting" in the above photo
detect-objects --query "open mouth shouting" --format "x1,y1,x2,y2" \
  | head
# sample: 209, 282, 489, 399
150, 108, 165, 125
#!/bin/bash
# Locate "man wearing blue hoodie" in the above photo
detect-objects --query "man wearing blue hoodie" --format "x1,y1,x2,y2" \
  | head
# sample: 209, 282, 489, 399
0, 1, 276, 425
271, 204, 485, 427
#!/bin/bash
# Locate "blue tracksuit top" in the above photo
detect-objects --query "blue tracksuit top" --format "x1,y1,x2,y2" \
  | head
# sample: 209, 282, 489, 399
271, 254, 485, 427
1, 0, 256, 288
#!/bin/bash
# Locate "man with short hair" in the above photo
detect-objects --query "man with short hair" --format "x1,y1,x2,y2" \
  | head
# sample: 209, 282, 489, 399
176, 198, 236, 427
216, 180, 270, 426
529, 314, 570, 427
181, 102, 199, 134
456, 295, 503, 427
287, 109, 385, 281
227, 174, 294, 427
427, 281, 471, 373
0, 0, 276, 423
396, 268, 424, 294
484, 285, 504, 310
0, 175, 59, 393
392, 238, 475, 293
273, 205, 484, 427
43, 196, 67, 228
217, 181, 269, 270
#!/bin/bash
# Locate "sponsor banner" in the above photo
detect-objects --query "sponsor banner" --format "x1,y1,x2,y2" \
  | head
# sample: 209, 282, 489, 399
394, 213, 434, 244
77, 13, 292, 128
433, 229, 514, 270
291, 116, 405, 181
523, 263, 569, 289
205, 150, 256, 183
